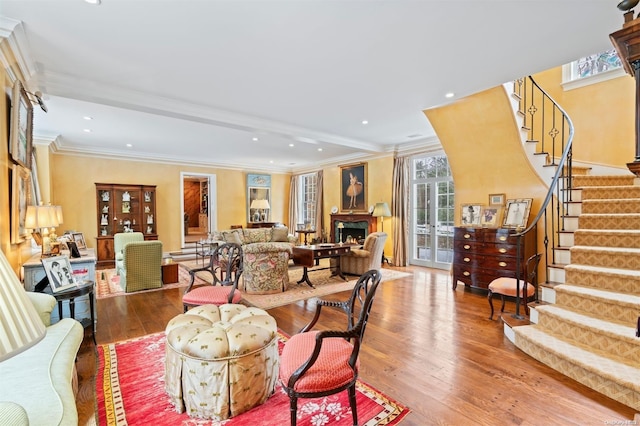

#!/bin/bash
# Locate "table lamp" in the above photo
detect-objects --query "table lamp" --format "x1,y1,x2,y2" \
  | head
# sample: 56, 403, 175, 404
372, 202, 391, 232
250, 199, 270, 222
25, 204, 60, 256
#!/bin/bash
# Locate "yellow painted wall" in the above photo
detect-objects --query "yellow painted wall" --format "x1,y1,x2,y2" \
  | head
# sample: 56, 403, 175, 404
533, 67, 635, 168
50, 154, 291, 254
425, 86, 548, 225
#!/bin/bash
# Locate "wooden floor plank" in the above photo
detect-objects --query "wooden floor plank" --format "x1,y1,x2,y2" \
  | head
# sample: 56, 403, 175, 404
74, 265, 638, 425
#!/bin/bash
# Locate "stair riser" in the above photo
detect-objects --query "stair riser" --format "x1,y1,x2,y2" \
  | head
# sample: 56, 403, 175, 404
570, 249, 640, 270
514, 332, 640, 411
578, 215, 640, 230
540, 286, 556, 304
565, 268, 640, 294
536, 313, 640, 365
582, 200, 640, 214
582, 187, 640, 200
563, 217, 578, 231
559, 233, 574, 247
574, 231, 640, 248
554, 249, 571, 265
567, 203, 582, 216
548, 267, 565, 283
573, 176, 637, 187
555, 291, 639, 324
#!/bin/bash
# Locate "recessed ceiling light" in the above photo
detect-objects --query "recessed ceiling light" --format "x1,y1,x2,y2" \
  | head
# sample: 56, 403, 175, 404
445, 92, 455, 98
317, 148, 323, 152
289, 143, 294, 147
83, 129, 92, 133
269, 160, 274, 164
126, 144, 132, 148
83, 116, 93, 121
252, 137, 259, 141
361, 120, 368, 125
85, 0, 101, 5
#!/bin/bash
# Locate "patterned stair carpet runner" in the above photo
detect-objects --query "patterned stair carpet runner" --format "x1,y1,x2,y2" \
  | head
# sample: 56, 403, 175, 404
513, 174, 640, 411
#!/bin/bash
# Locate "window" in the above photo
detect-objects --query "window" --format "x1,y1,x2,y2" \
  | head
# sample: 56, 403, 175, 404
562, 48, 625, 90
298, 173, 317, 225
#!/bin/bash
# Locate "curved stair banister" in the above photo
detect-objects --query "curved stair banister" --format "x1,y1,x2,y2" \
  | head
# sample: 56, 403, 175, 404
511, 75, 574, 318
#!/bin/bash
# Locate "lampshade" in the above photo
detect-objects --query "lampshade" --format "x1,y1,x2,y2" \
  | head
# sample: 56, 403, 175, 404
0, 248, 46, 362
25, 205, 59, 230
372, 202, 391, 218
337, 222, 344, 229
251, 199, 270, 210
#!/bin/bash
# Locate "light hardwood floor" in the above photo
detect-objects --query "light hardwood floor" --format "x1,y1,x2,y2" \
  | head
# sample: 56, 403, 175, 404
75, 265, 638, 425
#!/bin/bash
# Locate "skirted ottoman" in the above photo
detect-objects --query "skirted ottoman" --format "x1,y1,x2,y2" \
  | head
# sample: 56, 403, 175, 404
164, 304, 279, 420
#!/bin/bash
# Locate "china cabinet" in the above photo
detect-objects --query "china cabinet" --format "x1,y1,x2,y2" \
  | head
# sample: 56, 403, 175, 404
95, 183, 158, 267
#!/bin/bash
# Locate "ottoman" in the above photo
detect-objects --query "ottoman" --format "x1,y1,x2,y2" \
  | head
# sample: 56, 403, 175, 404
164, 304, 279, 420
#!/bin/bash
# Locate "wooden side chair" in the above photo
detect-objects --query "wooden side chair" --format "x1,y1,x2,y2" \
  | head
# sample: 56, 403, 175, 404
487, 253, 542, 320
182, 242, 243, 312
279, 269, 382, 426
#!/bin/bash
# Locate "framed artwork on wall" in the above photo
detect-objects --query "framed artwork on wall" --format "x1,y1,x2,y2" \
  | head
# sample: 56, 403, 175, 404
461, 203, 483, 226
11, 165, 32, 244
9, 80, 33, 170
340, 162, 367, 212
503, 198, 533, 229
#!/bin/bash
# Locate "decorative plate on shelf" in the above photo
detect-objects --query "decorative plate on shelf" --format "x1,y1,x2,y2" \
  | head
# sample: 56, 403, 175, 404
330, 206, 338, 214
368, 205, 374, 213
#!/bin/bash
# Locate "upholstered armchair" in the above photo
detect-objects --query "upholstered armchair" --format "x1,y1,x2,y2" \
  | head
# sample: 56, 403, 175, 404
116, 241, 163, 292
339, 232, 387, 276
114, 232, 144, 273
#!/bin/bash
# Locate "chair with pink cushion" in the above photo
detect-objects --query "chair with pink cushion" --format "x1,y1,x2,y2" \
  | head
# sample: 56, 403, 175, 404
487, 253, 541, 320
279, 269, 382, 426
182, 242, 243, 312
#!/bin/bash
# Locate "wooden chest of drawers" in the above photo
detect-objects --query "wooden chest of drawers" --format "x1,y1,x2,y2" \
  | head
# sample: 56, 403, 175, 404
452, 227, 537, 290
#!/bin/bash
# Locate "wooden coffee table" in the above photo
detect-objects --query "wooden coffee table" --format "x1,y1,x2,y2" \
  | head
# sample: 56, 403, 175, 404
290, 244, 352, 288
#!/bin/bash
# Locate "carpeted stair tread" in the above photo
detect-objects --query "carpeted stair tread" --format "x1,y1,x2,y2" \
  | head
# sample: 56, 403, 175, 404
572, 175, 637, 188
581, 198, 640, 214
578, 213, 640, 230
564, 264, 640, 296
513, 326, 640, 411
570, 246, 640, 270
534, 305, 640, 365
580, 186, 640, 200
555, 284, 640, 307
565, 263, 640, 280
574, 229, 640, 248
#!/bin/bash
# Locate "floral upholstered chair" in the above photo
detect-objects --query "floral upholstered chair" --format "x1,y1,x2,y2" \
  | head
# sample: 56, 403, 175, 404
279, 269, 382, 426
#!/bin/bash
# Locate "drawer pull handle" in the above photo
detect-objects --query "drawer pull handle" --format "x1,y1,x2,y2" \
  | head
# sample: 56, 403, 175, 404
499, 236, 507, 241
464, 234, 471, 239
499, 248, 507, 253
499, 261, 507, 267
464, 244, 470, 250
463, 257, 470, 262
463, 271, 470, 276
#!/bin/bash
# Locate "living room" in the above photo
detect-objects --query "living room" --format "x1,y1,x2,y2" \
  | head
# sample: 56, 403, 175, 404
2, 2, 640, 425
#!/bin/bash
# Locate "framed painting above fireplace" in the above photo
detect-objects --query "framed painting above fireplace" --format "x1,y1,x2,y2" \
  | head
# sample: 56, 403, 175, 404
340, 163, 367, 212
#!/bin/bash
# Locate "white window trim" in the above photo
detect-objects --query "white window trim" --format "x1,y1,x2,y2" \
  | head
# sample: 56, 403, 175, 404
561, 63, 627, 91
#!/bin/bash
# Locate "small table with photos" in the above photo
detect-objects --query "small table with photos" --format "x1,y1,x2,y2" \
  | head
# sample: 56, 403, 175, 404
51, 280, 96, 344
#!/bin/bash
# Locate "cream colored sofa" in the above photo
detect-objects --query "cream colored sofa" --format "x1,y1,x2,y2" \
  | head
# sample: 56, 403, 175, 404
0, 289, 83, 425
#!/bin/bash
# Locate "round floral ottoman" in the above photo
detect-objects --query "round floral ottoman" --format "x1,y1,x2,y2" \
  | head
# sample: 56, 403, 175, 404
164, 304, 279, 420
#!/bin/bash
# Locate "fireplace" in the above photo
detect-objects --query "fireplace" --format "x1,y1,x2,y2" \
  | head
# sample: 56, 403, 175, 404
330, 213, 377, 243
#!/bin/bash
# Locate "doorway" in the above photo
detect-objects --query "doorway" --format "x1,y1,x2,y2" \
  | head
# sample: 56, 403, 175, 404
180, 172, 217, 248
409, 153, 454, 269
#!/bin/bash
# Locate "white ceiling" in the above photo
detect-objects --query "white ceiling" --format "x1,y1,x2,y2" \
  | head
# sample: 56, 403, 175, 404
0, 1, 626, 173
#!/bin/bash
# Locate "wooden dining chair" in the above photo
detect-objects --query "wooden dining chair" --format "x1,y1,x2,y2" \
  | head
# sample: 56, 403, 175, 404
487, 253, 542, 320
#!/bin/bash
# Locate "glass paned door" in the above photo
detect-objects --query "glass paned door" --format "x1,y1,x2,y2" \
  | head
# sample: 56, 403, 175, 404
410, 155, 454, 269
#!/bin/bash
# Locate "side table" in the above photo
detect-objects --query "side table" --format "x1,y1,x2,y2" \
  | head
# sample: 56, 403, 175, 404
162, 262, 179, 284
53, 280, 96, 344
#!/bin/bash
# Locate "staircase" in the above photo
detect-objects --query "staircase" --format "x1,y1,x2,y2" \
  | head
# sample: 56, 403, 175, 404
512, 173, 640, 411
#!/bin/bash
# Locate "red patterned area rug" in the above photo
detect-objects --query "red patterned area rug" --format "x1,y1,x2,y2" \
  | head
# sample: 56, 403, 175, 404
96, 332, 409, 425
95, 265, 206, 299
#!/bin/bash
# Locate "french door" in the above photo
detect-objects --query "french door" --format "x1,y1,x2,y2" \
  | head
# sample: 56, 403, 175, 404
409, 154, 454, 269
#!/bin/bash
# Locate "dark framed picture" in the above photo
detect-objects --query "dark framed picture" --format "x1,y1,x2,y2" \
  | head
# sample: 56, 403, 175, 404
340, 163, 367, 212
11, 164, 32, 244
66, 240, 82, 258
9, 79, 33, 169
41, 255, 77, 293
72, 232, 87, 249
461, 204, 483, 226
503, 198, 533, 229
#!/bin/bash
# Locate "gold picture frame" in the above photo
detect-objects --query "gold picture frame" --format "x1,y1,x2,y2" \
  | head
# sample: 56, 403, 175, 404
461, 203, 483, 227
340, 162, 367, 212
9, 80, 33, 170
11, 165, 32, 244
503, 198, 533, 229
488, 193, 505, 206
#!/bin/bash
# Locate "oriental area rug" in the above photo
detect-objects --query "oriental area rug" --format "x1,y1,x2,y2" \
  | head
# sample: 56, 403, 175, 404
96, 332, 410, 426
97, 262, 411, 310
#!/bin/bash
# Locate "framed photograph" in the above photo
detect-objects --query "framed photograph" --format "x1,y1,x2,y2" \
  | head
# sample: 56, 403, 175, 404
41, 255, 77, 293
481, 206, 503, 228
11, 164, 32, 244
72, 232, 87, 249
340, 162, 367, 212
9, 79, 33, 169
489, 193, 505, 206
461, 204, 483, 226
503, 198, 533, 229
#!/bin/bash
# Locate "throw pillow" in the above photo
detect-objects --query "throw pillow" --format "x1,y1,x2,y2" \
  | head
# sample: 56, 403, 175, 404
271, 226, 289, 242
222, 230, 244, 245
